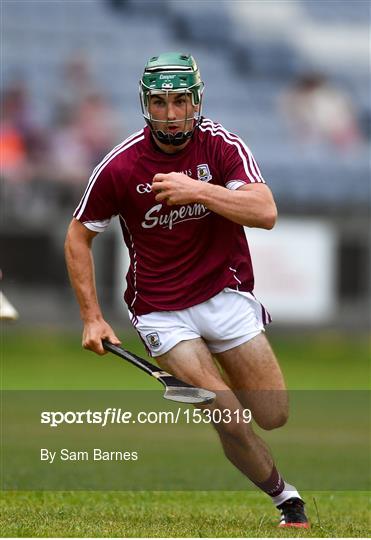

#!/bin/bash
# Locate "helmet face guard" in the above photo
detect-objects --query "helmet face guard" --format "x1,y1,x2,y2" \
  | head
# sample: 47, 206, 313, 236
139, 52, 204, 146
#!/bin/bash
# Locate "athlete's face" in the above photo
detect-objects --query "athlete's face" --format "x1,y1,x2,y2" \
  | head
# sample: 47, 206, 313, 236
148, 92, 198, 135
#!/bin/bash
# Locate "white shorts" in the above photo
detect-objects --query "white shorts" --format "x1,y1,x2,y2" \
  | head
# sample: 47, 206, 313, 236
129, 288, 272, 357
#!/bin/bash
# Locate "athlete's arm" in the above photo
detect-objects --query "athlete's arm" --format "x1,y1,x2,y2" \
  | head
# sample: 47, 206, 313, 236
197, 182, 277, 229
64, 218, 121, 355
152, 173, 277, 229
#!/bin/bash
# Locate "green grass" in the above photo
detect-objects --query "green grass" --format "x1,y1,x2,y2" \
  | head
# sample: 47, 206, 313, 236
1, 491, 369, 537
1, 328, 370, 537
2, 328, 370, 390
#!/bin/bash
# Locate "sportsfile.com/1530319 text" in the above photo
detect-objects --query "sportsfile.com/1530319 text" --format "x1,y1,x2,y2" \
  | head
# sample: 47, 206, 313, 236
40, 407, 252, 427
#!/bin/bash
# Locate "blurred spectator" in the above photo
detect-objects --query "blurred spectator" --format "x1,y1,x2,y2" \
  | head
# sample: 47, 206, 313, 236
1, 81, 33, 183
49, 112, 92, 186
2, 80, 34, 134
51, 92, 120, 186
1, 56, 123, 223
1, 81, 52, 183
54, 51, 98, 122
0, 122, 28, 183
75, 93, 120, 165
279, 73, 363, 150
1, 80, 57, 222
51, 52, 121, 187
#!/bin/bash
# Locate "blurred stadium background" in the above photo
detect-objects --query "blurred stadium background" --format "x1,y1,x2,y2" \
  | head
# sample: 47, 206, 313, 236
1, 0, 370, 332
1, 3, 370, 536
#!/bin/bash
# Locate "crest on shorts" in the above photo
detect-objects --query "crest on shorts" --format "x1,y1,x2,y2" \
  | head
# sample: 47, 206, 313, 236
197, 163, 212, 182
146, 332, 161, 349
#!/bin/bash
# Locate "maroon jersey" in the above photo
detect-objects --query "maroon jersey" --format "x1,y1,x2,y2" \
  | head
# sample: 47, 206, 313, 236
74, 118, 266, 316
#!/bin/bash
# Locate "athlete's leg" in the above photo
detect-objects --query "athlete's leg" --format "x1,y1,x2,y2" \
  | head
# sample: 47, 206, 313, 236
214, 332, 307, 520
156, 337, 276, 484
214, 332, 289, 430
157, 336, 307, 525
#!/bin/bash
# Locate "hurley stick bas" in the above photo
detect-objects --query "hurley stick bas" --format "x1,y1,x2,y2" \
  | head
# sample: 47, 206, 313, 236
102, 340, 216, 405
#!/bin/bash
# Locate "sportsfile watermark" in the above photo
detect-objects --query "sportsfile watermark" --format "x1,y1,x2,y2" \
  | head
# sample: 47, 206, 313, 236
41, 407, 252, 427
2, 390, 369, 491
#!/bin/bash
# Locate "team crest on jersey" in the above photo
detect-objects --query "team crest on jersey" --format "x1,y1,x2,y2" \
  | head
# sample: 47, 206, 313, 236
146, 332, 161, 349
197, 163, 212, 182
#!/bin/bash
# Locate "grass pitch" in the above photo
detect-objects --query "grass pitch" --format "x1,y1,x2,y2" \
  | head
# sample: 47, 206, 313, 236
1, 491, 369, 537
1, 329, 370, 537
2, 329, 369, 390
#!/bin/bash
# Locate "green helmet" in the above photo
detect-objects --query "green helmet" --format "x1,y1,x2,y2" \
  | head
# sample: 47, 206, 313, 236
139, 52, 204, 146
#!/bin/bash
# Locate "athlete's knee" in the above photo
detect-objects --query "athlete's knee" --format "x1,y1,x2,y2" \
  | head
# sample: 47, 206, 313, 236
256, 409, 289, 430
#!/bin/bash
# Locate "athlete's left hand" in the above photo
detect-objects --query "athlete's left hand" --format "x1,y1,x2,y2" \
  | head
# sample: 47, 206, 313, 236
152, 172, 202, 205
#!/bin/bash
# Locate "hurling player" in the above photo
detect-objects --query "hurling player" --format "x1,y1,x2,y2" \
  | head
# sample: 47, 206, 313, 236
65, 52, 309, 528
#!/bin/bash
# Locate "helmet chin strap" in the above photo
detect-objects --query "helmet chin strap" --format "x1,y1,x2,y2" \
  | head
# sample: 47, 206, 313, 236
153, 129, 193, 146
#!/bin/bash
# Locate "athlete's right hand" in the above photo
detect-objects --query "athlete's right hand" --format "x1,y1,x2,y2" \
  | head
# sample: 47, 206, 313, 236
82, 319, 121, 355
